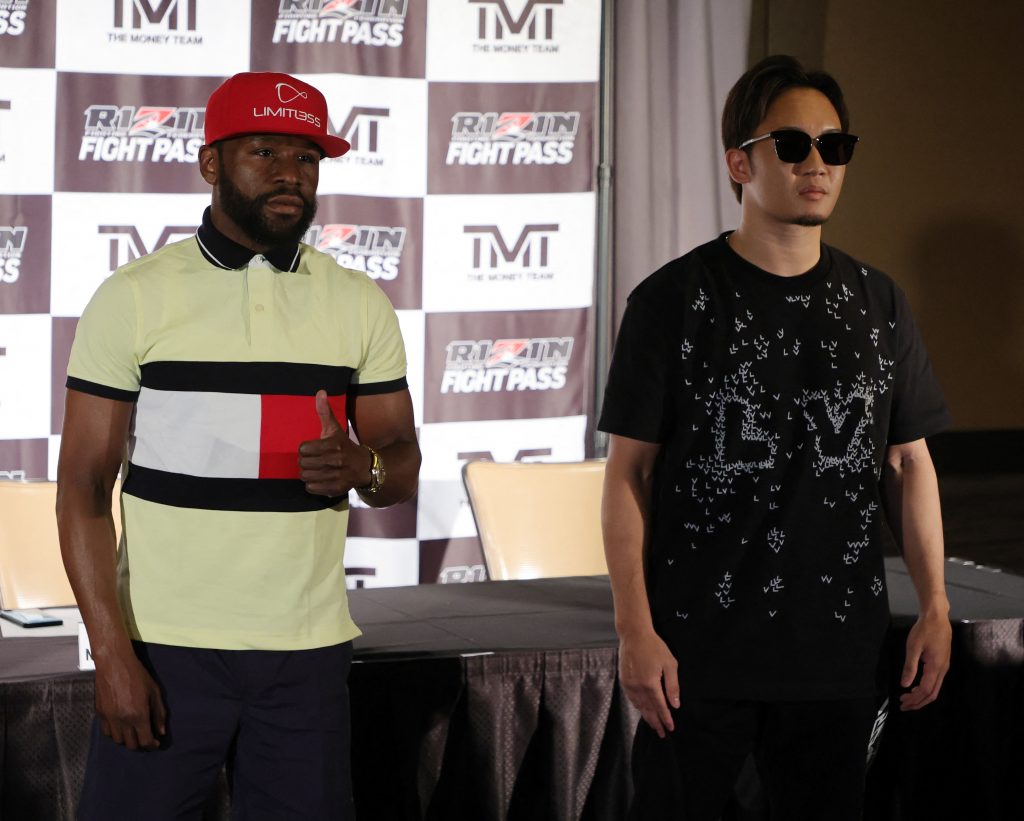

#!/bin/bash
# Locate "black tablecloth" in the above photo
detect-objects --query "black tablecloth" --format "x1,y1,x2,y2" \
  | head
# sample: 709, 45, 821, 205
1, 563, 1023, 820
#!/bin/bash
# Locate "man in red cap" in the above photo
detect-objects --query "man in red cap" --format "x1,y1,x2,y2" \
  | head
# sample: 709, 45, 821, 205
58, 72, 421, 819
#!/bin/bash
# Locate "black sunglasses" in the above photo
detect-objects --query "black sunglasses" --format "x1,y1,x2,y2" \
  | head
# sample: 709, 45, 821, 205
739, 130, 860, 166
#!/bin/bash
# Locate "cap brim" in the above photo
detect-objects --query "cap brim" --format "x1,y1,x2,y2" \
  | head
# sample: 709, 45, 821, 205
207, 130, 351, 159
315, 135, 351, 158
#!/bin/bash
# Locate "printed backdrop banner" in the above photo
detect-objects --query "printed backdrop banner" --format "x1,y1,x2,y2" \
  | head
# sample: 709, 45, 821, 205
0, 0, 602, 588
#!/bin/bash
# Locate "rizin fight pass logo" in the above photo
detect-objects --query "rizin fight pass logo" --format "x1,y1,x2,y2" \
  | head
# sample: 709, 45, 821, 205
441, 337, 573, 394
108, 0, 202, 45
79, 104, 204, 163
305, 223, 406, 281
272, 0, 408, 47
446, 111, 579, 166
0, 224, 27, 283
471, 0, 562, 53
0, 0, 28, 37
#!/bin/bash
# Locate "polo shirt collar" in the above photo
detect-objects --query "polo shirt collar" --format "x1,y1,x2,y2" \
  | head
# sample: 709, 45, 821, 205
195, 207, 301, 273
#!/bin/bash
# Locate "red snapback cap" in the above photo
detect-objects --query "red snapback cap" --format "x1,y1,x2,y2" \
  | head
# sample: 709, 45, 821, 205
204, 72, 350, 158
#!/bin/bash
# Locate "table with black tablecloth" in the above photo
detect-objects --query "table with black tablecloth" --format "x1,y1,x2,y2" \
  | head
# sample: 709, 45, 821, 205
2, 560, 1023, 821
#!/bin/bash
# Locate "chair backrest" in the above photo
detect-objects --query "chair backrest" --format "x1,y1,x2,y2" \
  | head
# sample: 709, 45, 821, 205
462, 459, 608, 581
0, 480, 122, 610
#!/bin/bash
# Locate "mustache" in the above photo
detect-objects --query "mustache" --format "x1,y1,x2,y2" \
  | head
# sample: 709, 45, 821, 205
259, 187, 314, 208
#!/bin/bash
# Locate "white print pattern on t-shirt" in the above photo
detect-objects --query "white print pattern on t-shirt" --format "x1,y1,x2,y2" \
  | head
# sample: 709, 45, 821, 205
668, 269, 900, 629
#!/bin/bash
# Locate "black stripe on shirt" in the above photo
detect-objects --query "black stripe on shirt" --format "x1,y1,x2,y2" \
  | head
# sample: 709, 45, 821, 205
66, 377, 140, 403
140, 361, 355, 395
349, 376, 408, 396
123, 463, 345, 513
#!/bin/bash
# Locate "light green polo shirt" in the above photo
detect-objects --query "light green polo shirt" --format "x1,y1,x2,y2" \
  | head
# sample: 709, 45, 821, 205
66, 217, 407, 650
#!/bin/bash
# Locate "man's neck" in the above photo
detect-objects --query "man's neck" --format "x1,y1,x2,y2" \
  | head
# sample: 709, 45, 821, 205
209, 203, 271, 254
727, 216, 822, 277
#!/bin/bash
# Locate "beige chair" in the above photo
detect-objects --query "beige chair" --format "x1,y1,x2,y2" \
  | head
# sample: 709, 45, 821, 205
0, 479, 122, 610
462, 459, 608, 581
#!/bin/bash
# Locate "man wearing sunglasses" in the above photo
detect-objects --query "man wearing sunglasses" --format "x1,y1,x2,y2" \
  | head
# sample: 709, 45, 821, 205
601, 55, 951, 820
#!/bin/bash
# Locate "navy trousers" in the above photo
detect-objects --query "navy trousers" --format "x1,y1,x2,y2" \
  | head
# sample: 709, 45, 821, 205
629, 697, 879, 821
78, 641, 355, 821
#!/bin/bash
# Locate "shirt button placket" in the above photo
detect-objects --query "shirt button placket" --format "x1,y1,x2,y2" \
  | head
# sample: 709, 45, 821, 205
248, 255, 273, 353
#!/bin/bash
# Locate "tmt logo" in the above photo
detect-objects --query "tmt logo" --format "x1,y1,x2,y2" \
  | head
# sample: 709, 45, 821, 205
464, 224, 557, 281
470, 0, 561, 42
344, 565, 377, 589
330, 107, 389, 163
113, 0, 198, 31
98, 224, 197, 270
0, 225, 27, 284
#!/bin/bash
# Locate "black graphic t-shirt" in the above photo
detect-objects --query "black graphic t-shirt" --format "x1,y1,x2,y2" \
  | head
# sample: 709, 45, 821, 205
599, 235, 950, 700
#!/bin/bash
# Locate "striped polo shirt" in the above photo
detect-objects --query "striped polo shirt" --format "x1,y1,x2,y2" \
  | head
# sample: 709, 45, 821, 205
66, 208, 408, 650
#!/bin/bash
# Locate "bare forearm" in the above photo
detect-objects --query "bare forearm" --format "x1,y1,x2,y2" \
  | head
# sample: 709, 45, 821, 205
885, 446, 948, 615
56, 481, 133, 660
602, 435, 681, 733
602, 438, 659, 637
604, 494, 655, 636
882, 440, 952, 708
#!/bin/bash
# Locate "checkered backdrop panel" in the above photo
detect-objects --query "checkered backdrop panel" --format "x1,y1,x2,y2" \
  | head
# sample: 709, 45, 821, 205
0, 0, 602, 588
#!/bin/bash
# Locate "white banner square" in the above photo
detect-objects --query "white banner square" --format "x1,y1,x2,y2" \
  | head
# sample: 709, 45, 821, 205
0, 314, 52, 439
422, 192, 595, 313
302, 73, 428, 198
344, 537, 420, 590
55, 0, 250, 76
0, 68, 57, 195
426, 0, 601, 83
50, 192, 208, 317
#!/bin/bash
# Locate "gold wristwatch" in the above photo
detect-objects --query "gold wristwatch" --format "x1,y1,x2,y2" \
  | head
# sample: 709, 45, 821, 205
358, 445, 385, 495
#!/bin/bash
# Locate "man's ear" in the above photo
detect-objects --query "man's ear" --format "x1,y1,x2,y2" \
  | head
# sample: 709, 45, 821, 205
198, 144, 218, 186
725, 148, 752, 188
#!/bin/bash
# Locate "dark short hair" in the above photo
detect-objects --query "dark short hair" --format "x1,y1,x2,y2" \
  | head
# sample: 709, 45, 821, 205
721, 55, 850, 202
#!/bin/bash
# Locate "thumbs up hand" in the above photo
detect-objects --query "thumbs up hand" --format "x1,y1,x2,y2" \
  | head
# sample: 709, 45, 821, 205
316, 389, 343, 439
298, 390, 372, 497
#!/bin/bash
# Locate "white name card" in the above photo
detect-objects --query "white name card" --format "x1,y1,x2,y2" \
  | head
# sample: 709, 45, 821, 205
78, 622, 95, 671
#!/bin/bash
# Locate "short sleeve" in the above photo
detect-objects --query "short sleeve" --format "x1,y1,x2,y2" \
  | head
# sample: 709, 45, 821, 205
350, 278, 407, 395
66, 273, 141, 402
598, 290, 676, 443
887, 287, 951, 444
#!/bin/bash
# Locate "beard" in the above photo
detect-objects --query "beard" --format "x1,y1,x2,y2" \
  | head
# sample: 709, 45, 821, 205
791, 215, 829, 227
217, 160, 317, 247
